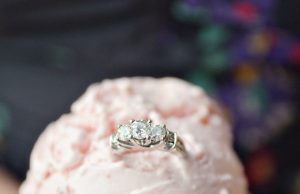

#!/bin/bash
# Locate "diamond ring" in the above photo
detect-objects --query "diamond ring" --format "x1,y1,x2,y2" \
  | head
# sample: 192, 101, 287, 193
110, 120, 187, 156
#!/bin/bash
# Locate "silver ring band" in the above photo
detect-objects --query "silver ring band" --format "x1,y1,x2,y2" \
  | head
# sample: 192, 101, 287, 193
110, 119, 187, 156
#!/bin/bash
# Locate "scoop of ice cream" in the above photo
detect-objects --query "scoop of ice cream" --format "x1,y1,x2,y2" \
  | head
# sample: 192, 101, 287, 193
20, 77, 248, 194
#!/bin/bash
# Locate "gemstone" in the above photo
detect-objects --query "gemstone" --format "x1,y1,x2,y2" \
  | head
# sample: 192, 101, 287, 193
131, 121, 150, 140
117, 125, 131, 141
151, 125, 166, 141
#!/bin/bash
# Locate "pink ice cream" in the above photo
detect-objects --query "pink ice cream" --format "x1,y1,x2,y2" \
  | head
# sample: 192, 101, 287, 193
20, 77, 248, 194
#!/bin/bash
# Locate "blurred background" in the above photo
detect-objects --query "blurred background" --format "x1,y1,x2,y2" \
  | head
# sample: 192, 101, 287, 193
0, 0, 299, 194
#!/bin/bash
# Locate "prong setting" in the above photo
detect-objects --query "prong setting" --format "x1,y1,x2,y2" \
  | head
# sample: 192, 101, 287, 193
113, 119, 167, 148
110, 119, 187, 156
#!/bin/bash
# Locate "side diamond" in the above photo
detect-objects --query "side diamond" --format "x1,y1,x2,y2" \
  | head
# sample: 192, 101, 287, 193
151, 125, 166, 141
117, 125, 132, 141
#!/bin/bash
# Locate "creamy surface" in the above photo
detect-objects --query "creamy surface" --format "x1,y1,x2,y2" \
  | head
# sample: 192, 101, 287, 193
20, 77, 248, 194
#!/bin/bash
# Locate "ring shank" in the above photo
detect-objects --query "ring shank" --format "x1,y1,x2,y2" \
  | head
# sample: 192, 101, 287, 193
174, 136, 187, 156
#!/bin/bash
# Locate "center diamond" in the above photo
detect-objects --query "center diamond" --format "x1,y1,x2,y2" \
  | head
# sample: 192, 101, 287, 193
131, 121, 150, 140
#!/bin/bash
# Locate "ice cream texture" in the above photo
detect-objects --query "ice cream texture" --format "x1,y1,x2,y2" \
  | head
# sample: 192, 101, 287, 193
20, 77, 248, 194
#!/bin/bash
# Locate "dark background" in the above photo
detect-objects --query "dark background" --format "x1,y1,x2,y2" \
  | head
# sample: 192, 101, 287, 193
0, 0, 299, 194
0, 0, 195, 178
